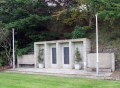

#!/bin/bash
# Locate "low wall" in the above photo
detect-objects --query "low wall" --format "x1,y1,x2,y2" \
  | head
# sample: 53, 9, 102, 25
87, 53, 115, 71
17, 54, 35, 67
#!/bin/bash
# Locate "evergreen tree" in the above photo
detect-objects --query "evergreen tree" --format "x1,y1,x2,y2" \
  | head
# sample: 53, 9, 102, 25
0, 0, 52, 56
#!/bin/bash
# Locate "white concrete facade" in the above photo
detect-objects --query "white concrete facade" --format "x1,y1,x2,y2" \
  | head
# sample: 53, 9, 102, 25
87, 53, 115, 71
34, 38, 91, 70
17, 54, 34, 67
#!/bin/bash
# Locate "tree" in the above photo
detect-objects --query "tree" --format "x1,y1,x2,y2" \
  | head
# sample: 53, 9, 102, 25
38, 49, 44, 63
0, 0, 52, 56
51, 0, 88, 27
75, 47, 82, 63
72, 25, 85, 39
0, 28, 12, 66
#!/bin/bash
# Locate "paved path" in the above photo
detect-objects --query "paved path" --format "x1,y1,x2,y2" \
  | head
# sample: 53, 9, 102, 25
5, 68, 112, 79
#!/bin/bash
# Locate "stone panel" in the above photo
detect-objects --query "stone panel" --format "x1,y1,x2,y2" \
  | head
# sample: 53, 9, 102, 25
87, 53, 115, 72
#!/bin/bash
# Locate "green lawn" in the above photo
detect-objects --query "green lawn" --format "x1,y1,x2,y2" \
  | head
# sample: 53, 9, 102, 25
0, 72, 120, 88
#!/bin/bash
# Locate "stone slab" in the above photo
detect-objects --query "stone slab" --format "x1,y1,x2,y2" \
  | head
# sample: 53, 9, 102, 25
5, 68, 112, 79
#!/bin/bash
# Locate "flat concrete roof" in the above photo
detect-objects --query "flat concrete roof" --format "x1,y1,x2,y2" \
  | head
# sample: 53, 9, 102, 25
34, 38, 90, 44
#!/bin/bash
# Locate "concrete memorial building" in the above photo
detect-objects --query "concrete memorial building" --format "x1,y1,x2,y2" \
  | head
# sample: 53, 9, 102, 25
17, 38, 115, 72
34, 38, 91, 70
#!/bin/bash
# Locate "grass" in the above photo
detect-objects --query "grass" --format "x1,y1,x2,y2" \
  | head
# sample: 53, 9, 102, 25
0, 72, 120, 88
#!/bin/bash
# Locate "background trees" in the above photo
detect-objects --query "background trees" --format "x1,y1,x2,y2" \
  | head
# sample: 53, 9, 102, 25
0, 0, 52, 66
0, 0, 52, 56
0, 28, 12, 66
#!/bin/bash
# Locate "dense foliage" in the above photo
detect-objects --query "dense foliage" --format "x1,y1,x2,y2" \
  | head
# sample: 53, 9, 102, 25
0, 0, 52, 65
72, 25, 85, 39
0, 28, 12, 66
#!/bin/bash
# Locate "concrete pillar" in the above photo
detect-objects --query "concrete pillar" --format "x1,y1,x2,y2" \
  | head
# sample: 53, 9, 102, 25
85, 39, 91, 70
56, 43, 62, 68
17, 56, 22, 68
69, 41, 74, 69
83, 39, 87, 70
34, 44, 39, 68
45, 43, 50, 68
111, 53, 115, 71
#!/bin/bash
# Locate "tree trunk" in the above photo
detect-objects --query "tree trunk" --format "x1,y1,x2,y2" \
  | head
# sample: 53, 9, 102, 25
7, 57, 13, 66
89, 14, 92, 27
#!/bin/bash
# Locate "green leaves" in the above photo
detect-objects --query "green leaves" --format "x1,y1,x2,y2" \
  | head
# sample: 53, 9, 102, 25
75, 47, 82, 63
0, 0, 52, 57
89, 0, 120, 24
0, 28, 10, 42
6, 15, 51, 29
17, 42, 34, 56
38, 49, 44, 63
72, 25, 86, 39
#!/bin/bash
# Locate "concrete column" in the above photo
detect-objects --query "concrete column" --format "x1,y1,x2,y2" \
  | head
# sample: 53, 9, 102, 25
84, 39, 91, 70
69, 41, 74, 69
45, 43, 50, 68
17, 56, 22, 68
56, 43, 62, 68
34, 44, 39, 68
83, 39, 87, 70
86, 39, 91, 71
111, 53, 115, 71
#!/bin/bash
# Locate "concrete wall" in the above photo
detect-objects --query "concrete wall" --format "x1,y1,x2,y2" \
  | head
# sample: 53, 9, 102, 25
34, 44, 44, 68
74, 42, 83, 68
17, 54, 34, 67
87, 53, 115, 71
34, 38, 91, 70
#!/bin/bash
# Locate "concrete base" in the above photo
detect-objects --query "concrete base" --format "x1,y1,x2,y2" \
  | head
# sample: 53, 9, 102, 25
5, 68, 112, 79
99, 68, 112, 72
87, 68, 112, 72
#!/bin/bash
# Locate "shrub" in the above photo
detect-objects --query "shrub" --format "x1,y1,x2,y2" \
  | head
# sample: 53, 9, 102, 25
0, 60, 2, 67
17, 43, 33, 56
38, 49, 44, 63
82, 26, 92, 31
64, 33, 72, 39
108, 31, 120, 41
75, 47, 82, 63
0, 64, 2, 67
0, 50, 8, 66
72, 25, 85, 39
